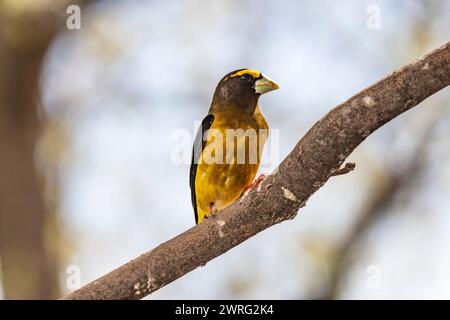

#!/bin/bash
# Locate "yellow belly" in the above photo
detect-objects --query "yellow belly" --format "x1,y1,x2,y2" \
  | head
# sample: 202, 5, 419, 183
195, 109, 268, 223
195, 162, 259, 223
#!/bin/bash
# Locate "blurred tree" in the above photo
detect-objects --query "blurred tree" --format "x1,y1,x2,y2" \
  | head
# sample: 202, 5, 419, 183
0, 0, 86, 299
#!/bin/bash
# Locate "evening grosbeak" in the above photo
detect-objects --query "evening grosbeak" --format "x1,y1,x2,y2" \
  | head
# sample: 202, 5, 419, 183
190, 68, 279, 224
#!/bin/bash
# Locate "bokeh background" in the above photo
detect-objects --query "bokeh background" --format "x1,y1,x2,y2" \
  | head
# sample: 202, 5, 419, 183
1, 0, 450, 299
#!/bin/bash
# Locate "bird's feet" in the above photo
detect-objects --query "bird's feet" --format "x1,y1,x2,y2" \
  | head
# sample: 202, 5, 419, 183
205, 202, 217, 220
244, 173, 266, 191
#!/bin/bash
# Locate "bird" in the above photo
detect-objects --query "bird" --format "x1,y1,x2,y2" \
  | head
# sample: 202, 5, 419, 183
190, 68, 279, 224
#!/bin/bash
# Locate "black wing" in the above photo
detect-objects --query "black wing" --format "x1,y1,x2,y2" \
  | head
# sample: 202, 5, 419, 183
190, 114, 215, 224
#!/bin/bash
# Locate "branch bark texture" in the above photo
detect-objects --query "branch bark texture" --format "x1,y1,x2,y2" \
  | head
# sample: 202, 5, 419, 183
63, 41, 450, 300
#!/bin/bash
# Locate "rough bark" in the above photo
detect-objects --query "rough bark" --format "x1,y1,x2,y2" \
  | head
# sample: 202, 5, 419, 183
62, 41, 450, 300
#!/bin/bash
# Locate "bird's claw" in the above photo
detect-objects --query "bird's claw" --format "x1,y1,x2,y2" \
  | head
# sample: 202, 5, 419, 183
205, 204, 217, 220
245, 173, 266, 191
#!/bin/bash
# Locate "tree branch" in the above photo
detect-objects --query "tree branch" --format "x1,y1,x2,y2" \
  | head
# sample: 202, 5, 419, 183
62, 41, 450, 300
317, 108, 446, 299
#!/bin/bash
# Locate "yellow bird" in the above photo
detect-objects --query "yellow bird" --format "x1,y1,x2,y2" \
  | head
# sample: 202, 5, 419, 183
190, 68, 279, 224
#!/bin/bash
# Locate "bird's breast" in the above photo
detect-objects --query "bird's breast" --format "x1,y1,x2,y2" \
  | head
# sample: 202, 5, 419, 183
194, 107, 269, 222
201, 108, 268, 166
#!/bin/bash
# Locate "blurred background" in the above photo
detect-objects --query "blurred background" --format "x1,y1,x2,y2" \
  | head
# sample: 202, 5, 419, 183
0, 0, 449, 299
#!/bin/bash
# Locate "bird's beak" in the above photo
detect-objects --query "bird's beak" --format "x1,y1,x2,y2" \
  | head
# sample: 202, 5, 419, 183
254, 74, 280, 95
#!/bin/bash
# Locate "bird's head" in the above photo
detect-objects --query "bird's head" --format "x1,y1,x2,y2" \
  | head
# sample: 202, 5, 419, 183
211, 68, 279, 114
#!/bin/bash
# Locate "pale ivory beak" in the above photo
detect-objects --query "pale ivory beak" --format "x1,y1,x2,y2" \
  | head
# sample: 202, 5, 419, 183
254, 74, 280, 94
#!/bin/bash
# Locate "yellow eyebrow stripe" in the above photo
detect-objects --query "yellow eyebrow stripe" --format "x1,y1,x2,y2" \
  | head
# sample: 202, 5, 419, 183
229, 69, 261, 79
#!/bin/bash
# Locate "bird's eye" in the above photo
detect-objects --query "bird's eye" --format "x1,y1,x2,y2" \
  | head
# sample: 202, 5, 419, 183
240, 74, 252, 81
